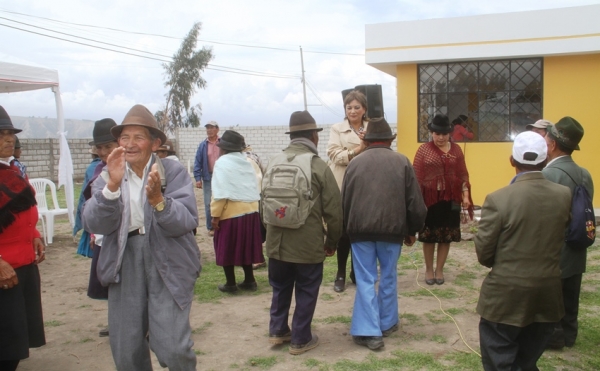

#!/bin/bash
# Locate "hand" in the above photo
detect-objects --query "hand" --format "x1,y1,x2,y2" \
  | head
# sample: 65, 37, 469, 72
0, 258, 18, 289
196, 180, 203, 189
34, 238, 46, 264
462, 194, 471, 209
211, 217, 220, 231
106, 147, 126, 192
324, 246, 336, 257
404, 235, 416, 246
146, 163, 164, 207
90, 235, 96, 250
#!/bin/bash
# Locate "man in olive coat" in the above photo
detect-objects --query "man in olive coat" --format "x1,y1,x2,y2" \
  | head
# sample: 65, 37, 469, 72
475, 131, 571, 371
264, 110, 342, 355
543, 116, 595, 349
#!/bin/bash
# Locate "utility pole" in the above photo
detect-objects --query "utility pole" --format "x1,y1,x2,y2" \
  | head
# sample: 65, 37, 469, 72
300, 46, 307, 111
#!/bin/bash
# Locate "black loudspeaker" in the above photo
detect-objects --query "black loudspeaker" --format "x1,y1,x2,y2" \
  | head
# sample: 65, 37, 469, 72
340, 85, 384, 118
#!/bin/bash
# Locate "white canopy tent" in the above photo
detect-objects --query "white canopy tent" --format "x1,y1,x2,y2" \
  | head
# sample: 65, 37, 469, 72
0, 54, 75, 228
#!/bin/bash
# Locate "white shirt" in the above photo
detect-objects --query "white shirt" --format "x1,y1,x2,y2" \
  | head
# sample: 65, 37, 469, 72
101, 157, 152, 233
545, 155, 568, 167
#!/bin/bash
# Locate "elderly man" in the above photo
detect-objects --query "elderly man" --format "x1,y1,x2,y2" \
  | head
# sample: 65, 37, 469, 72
193, 121, 220, 236
156, 139, 179, 161
264, 110, 342, 355
542, 116, 594, 350
475, 131, 571, 370
342, 118, 427, 350
82, 104, 201, 371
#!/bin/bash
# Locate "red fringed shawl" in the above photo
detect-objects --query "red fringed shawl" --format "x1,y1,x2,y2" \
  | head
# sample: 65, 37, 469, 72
0, 162, 37, 233
413, 141, 474, 219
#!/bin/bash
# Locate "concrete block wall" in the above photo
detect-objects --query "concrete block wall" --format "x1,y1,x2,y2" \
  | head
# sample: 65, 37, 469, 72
21, 125, 397, 182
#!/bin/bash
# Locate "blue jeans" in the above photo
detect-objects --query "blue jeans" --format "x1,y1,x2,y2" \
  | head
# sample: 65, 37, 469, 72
202, 179, 212, 231
350, 241, 402, 336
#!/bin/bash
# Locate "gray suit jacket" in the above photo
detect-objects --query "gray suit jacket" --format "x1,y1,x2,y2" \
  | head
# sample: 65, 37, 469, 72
82, 156, 201, 309
543, 156, 595, 278
475, 172, 571, 327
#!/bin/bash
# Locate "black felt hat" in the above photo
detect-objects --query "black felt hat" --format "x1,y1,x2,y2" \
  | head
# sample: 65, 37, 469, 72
217, 130, 246, 152
0, 106, 22, 134
89, 118, 118, 145
546, 116, 584, 151
285, 110, 323, 134
428, 114, 453, 134
364, 117, 396, 141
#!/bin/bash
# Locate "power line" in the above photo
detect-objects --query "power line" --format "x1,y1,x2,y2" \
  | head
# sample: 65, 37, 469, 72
0, 22, 300, 79
305, 79, 343, 117
0, 8, 364, 56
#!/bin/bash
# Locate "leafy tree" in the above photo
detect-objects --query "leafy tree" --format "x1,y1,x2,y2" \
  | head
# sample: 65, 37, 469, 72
156, 22, 213, 133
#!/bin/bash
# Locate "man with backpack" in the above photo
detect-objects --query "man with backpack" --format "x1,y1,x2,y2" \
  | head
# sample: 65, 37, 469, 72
543, 116, 595, 350
263, 110, 342, 355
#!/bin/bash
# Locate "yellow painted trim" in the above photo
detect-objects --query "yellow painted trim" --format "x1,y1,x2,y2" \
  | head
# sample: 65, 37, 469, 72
367, 33, 600, 53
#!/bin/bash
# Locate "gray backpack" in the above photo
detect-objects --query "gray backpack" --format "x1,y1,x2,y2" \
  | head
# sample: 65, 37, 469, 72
261, 152, 316, 229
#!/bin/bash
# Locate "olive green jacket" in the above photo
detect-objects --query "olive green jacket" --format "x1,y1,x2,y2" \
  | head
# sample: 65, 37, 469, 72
543, 156, 595, 278
264, 142, 343, 264
475, 172, 571, 327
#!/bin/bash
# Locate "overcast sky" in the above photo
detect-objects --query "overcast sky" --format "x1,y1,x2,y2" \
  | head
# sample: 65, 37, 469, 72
2, 0, 599, 131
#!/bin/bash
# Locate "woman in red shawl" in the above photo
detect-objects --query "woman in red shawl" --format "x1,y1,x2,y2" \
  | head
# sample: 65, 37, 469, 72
413, 114, 473, 285
0, 106, 46, 371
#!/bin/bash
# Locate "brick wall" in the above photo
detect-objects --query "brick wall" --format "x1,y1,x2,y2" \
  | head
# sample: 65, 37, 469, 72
21, 125, 397, 181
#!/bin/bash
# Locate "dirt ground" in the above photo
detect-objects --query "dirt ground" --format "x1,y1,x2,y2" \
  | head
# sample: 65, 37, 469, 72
15, 189, 589, 371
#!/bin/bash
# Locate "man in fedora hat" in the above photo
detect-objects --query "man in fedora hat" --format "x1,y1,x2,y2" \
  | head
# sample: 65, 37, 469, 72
342, 117, 426, 350
264, 110, 342, 355
156, 139, 179, 161
194, 120, 221, 237
476, 131, 571, 370
12, 137, 27, 178
542, 116, 594, 350
82, 104, 200, 370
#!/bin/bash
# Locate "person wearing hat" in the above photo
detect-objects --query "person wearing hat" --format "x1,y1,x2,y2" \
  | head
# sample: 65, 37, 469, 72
451, 114, 474, 142
327, 90, 369, 292
82, 104, 200, 370
526, 119, 553, 137
413, 114, 474, 286
264, 110, 342, 355
475, 131, 571, 371
0, 105, 46, 371
542, 116, 594, 350
342, 117, 427, 350
209, 130, 263, 293
12, 136, 27, 178
193, 120, 221, 237
156, 139, 179, 161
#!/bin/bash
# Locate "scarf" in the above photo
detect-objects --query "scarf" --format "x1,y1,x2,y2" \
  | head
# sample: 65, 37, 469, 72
290, 137, 318, 155
413, 141, 473, 219
0, 162, 37, 233
212, 152, 260, 202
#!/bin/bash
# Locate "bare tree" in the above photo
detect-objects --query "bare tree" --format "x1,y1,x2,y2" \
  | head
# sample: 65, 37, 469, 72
156, 22, 213, 133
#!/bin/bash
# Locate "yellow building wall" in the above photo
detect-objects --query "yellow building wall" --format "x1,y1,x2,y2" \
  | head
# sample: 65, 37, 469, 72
544, 54, 599, 207
396, 55, 599, 207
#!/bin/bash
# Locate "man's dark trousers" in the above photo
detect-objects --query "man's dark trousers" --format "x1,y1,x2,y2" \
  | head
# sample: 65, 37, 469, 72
268, 258, 322, 345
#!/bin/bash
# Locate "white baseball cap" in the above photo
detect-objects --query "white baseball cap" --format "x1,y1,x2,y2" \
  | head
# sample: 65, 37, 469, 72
512, 131, 547, 165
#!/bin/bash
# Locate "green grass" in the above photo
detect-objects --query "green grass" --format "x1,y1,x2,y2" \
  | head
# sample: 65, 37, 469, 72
317, 315, 352, 324
247, 356, 277, 369
431, 334, 447, 343
44, 320, 63, 327
192, 321, 213, 335
401, 313, 420, 325
194, 262, 270, 303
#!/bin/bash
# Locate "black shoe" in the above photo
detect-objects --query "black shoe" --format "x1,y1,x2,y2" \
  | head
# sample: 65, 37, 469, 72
237, 281, 258, 291
218, 283, 238, 293
98, 327, 109, 337
269, 331, 292, 345
546, 327, 566, 350
382, 323, 399, 337
353, 336, 384, 350
289, 335, 319, 355
334, 277, 345, 292
349, 271, 356, 284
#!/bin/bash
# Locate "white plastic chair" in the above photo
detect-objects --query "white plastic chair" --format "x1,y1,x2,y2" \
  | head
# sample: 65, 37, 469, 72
29, 178, 68, 244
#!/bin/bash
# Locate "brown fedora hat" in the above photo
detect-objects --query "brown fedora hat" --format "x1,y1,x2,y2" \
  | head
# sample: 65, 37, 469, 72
157, 139, 176, 155
285, 110, 323, 134
111, 104, 167, 145
364, 117, 396, 141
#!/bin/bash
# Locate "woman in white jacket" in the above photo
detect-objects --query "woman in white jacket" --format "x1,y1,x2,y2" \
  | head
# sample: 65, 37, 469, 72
326, 90, 369, 292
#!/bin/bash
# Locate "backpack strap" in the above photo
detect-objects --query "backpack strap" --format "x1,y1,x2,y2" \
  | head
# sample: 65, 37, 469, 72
554, 167, 581, 187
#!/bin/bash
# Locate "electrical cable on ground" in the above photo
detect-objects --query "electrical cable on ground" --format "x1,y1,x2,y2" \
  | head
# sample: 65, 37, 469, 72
406, 241, 482, 358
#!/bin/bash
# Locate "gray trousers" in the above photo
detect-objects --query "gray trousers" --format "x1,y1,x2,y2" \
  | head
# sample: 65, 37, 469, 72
108, 235, 196, 371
